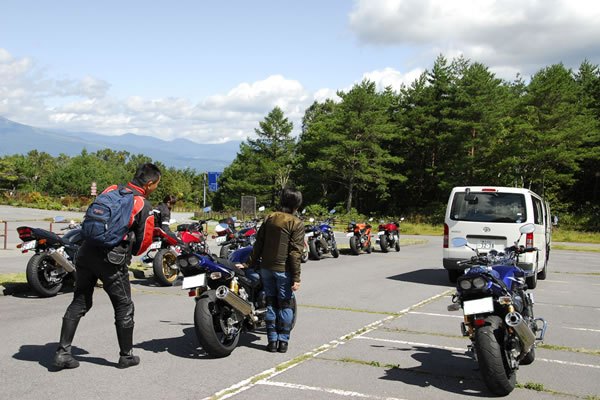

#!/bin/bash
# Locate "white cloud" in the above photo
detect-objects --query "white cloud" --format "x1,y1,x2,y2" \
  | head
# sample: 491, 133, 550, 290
362, 67, 424, 91
349, 0, 600, 79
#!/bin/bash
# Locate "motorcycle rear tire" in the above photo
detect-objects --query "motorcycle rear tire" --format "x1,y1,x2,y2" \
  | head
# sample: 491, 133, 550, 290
219, 244, 233, 259
309, 240, 322, 260
301, 244, 309, 263
366, 240, 372, 254
473, 315, 516, 396
152, 249, 179, 286
379, 235, 389, 253
349, 236, 361, 255
194, 291, 240, 358
26, 253, 63, 297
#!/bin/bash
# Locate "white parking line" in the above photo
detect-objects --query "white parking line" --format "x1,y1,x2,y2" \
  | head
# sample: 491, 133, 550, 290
357, 337, 600, 370
408, 311, 463, 319
563, 327, 600, 333
202, 290, 452, 400
258, 380, 406, 400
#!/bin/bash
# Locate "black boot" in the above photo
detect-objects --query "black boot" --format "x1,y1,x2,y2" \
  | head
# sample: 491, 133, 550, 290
277, 341, 288, 353
53, 318, 80, 369
116, 326, 140, 368
266, 341, 278, 352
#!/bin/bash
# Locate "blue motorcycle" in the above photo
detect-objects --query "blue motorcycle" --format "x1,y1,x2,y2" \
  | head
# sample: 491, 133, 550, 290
305, 210, 339, 260
447, 223, 547, 396
178, 246, 296, 358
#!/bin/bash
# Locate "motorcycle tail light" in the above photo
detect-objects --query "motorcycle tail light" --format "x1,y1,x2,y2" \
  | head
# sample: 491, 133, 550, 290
459, 279, 472, 290
498, 296, 512, 305
474, 318, 486, 326
188, 290, 196, 297
472, 277, 487, 289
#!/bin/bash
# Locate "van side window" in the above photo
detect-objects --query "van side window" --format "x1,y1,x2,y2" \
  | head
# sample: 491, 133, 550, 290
533, 197, 543, 225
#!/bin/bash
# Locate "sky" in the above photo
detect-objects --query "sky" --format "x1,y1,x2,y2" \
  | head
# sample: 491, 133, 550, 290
1, 0, 599, 144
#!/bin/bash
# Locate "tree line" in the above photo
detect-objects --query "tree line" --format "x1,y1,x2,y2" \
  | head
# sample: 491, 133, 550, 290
1, 55, 599, 230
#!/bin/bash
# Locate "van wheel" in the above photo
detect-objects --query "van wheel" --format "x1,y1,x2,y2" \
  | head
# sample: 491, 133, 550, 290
537, 254, 548, 280
526, 268, 538, 289
448, 270, 461, 283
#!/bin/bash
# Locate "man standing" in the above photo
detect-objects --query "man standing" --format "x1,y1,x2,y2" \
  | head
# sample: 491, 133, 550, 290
53, 163, 161, 369
155, 194, 177, 240
241, 187, 303, 353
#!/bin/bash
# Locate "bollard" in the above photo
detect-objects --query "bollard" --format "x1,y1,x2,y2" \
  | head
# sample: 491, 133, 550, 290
0, 221, 6, 250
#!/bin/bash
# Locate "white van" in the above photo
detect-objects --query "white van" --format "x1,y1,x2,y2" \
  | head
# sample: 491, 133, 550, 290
443, 186, 553, 288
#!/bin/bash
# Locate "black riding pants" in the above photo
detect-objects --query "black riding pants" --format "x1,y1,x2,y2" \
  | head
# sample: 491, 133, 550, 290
63, 247, 134, 328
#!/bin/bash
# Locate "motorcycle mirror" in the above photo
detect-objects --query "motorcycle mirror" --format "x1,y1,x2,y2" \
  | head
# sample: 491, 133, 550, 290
368, 218, 373, 222
232, 217, 237, 221
302, 209, 306, 214
519, 223, 535, 235
380, 220, 385, 223
451, 237, 468, 247
309, 217, 315, 222
53, 216, 65, 223
169, 218, 177, 224
329, 209, 336, 214
258, 206, 265, 212
400, 217, 405, 221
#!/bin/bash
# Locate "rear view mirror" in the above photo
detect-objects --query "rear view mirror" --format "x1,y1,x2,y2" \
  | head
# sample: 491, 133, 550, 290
519, 223, 535, 234
309, 218, 315, 222
54, 216, 65, 223
552, 216, 559, 225
329, 209, 336, 214
452, 238, 468, 247
258, 206, 265, 212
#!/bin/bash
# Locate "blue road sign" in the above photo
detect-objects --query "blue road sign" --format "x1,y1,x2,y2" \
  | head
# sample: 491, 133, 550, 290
208, 172, 222, 192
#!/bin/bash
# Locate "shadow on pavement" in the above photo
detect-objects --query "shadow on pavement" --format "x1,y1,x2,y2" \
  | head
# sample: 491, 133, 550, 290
134, 326, 264, 359
13, 342, 115, 371
379, 345, 489, 397
387, 268, 454, 287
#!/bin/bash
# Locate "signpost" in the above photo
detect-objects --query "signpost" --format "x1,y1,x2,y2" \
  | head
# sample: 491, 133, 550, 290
207, 172, 222, 192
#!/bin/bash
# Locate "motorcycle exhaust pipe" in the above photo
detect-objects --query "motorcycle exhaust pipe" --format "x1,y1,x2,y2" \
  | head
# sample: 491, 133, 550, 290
215, 286, 253, 316
48, 249, 75, 273
505, 311, 535, 355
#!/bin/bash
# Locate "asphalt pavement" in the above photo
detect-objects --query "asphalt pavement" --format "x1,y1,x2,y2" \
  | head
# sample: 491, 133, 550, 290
0, 205, 599, 399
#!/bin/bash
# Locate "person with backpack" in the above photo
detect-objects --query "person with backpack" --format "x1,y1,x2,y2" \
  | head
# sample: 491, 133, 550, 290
53, 163, 161, 370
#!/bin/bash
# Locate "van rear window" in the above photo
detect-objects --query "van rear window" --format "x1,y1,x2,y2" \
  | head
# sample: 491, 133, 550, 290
450, 192, 527, 223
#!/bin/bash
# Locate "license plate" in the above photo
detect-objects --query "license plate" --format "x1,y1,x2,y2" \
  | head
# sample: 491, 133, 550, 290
377, 231, 385, 236
463, 297, 494, 316
182, 273, 206, 290
477, 240, 494, 249
215, 236, 226, 244
346, 232, 354, 237
305, 232, 314, 237
22, 241, 36, 251
148, 242, 161, 250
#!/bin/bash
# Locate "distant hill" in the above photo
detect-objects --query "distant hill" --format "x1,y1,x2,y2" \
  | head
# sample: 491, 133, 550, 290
0, 116, 241, 172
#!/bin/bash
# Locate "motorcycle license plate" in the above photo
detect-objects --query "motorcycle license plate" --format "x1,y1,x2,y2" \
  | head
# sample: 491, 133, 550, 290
147, 241, 161, 250
305, 232, 314, 237
22, 241, 36, 251
377, 231, 385, 236
463, 297, 494, 316
182, 273, 206, 290
346, 232, 354, 237
477, 240, 494, 249
215, 236, 226, 244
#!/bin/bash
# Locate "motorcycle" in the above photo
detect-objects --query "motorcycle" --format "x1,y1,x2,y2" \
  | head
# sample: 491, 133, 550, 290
177, 246, 296, 358
16, 217, 82, 297
377, 218, 404, 253
305, 210, 339, 260
447, 223, 547, 396
143, 220, 210, 286
214, 217, 259, 258
347, 218, 374, 255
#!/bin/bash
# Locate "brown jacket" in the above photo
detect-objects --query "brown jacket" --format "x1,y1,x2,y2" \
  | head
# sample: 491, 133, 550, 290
245, 211, 304, 283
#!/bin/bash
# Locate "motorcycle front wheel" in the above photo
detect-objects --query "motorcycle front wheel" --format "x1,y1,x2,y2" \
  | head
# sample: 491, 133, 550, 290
301, 243, 309, 263
194, 291, 240, 358
379, 235, 389, 252
365, 239, 372, 254
395, 238, 400, 252
26, 253, 63, 297
152, 248, 179, 286
331, 244, 340, 258
349, 236, 361, 255
474, 315, 516, 396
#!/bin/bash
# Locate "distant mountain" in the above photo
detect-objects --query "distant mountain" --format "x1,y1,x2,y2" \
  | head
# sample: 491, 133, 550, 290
0, 116, 241, 172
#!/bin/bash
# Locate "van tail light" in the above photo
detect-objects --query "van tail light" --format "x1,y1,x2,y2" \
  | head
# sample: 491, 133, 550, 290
443, 224, 449, 248
526, 232, 534, 248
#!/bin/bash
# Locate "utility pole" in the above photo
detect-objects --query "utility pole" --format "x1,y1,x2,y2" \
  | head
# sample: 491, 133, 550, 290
203, 172, 207, 208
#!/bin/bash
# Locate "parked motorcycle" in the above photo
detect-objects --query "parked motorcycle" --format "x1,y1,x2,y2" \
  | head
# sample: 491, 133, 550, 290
347, 218, 374, 255
16, 217, 82, 297
447, 223, 547, 396
377, 218, 404, 253
305, 210, 339, 260
214, 217, 259, 258
143, 221, 210, 286
178, 246, 296, 358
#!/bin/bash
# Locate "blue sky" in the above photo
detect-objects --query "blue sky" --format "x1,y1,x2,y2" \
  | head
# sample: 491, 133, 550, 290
1, 0, 599, 144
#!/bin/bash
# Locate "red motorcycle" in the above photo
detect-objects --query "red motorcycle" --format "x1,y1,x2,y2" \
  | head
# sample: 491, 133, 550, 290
143, 221, 209, 286
377, 218, 404, 253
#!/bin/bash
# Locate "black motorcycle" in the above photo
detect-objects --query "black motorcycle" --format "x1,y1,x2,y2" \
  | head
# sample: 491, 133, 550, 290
178, 246, 296, 358
447, 223, 547, 395
16, 217, 82, 297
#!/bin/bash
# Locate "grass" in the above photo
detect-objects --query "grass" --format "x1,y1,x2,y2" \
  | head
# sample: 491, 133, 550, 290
553, 244, 600, 252
0, 272, 27, 285
552, 230, 600, 244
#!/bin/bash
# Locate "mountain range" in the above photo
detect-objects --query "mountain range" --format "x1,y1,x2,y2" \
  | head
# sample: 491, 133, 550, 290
0, 116, 241, 172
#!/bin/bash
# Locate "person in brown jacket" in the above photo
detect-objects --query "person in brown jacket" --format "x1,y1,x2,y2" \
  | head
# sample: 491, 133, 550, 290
241, 187, 303, 353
